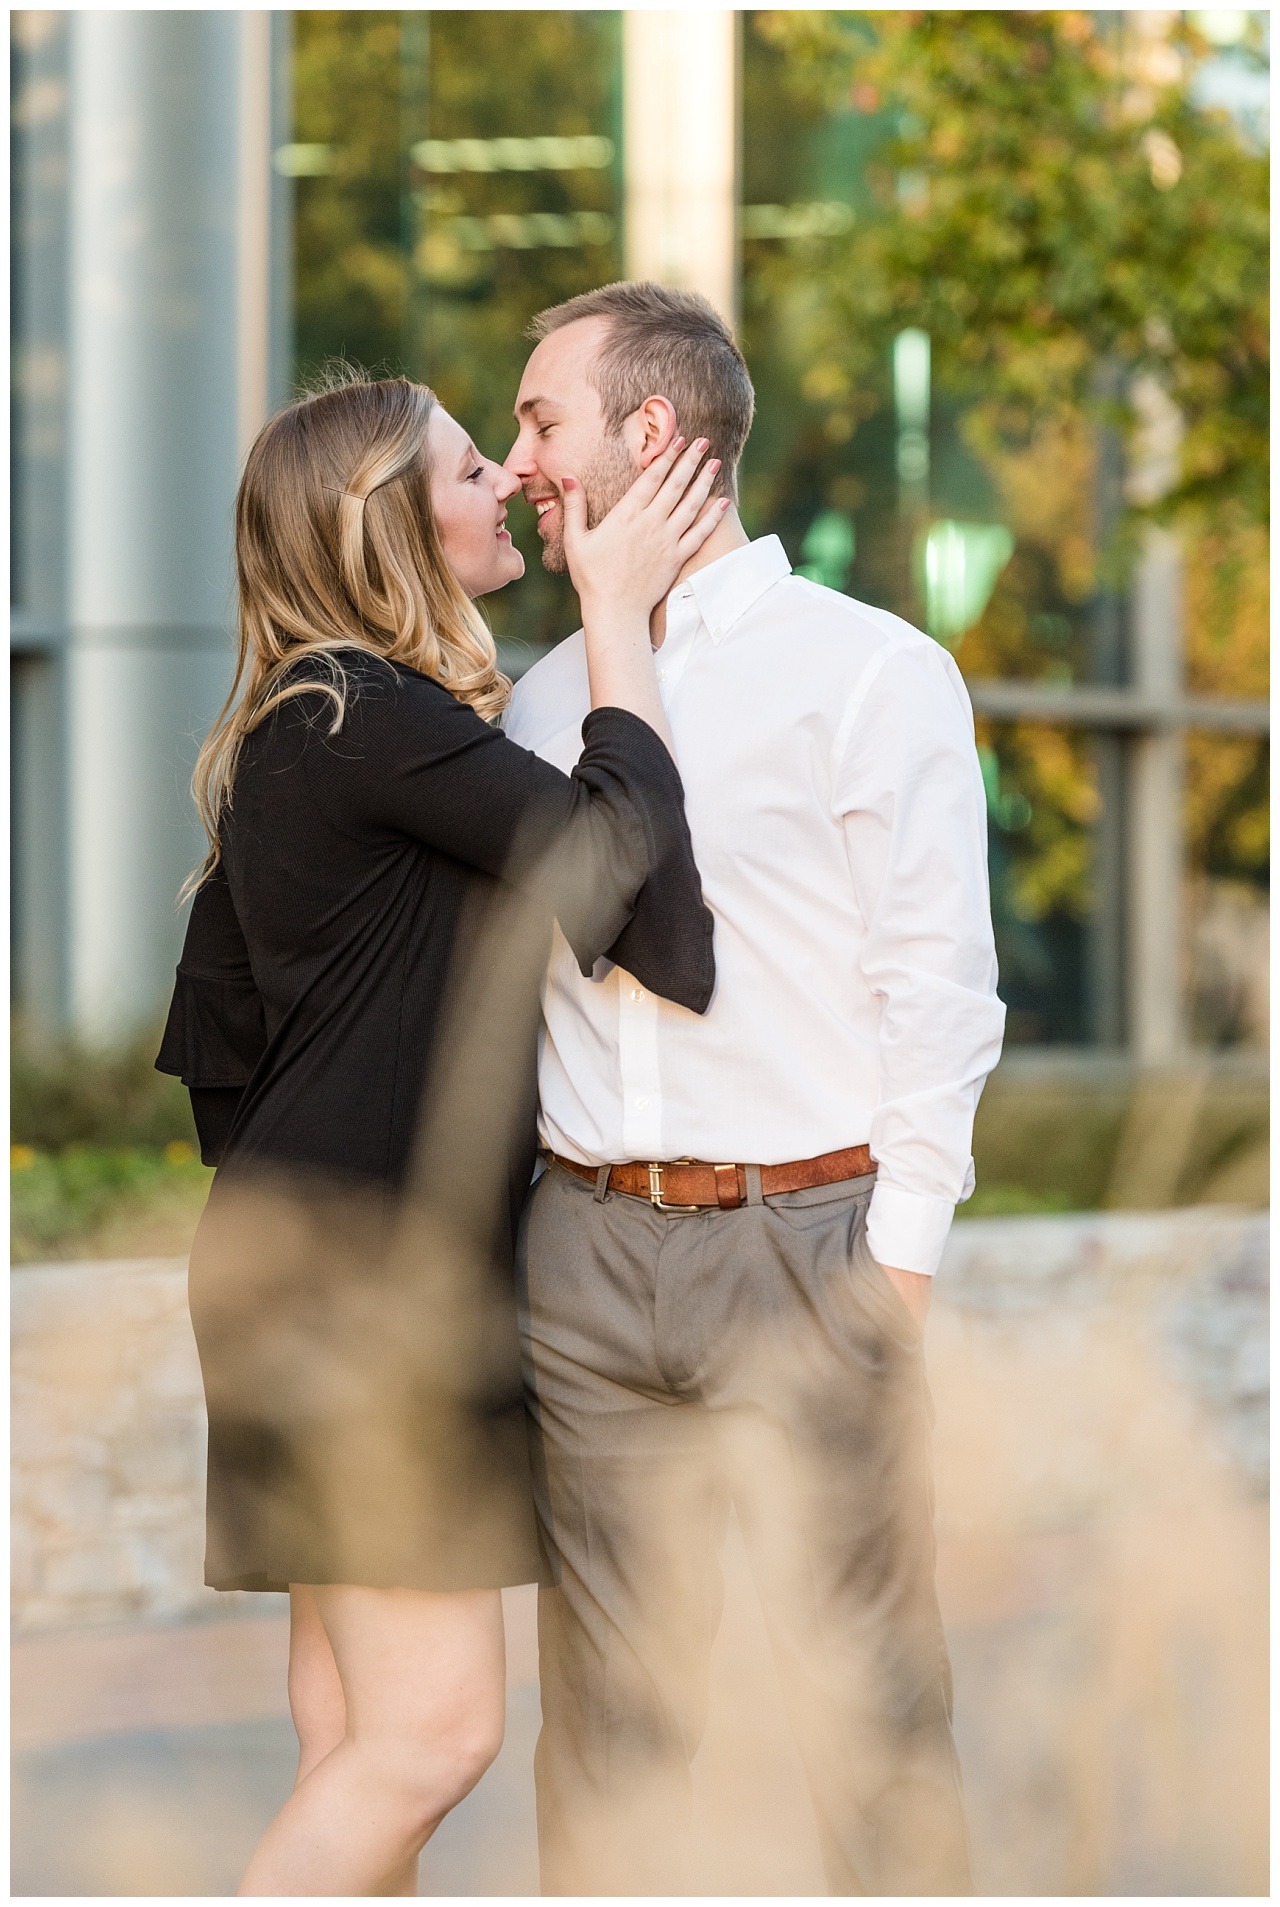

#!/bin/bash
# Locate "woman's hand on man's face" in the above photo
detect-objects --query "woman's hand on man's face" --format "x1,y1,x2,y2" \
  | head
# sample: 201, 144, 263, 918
561, 436, 729, 621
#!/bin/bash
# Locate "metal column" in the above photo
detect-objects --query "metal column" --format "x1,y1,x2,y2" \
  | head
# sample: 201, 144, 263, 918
11, 10, 285, 1041
1126, 526, 1186, 1062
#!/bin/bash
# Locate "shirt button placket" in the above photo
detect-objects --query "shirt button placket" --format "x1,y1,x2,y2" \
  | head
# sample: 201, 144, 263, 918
618, 971, 663, 1159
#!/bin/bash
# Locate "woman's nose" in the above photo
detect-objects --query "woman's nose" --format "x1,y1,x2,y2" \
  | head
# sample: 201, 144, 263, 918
492, 461, 523, 502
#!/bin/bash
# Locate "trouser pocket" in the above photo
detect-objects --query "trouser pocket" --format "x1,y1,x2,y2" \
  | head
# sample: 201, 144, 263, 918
848, 1203, 924, 1351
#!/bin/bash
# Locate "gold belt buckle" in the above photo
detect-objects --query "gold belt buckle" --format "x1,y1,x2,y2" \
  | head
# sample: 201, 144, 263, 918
646, 1160, 701, 1215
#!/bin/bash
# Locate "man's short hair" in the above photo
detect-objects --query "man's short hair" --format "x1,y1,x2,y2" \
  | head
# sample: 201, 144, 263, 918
527, 281, 755, 501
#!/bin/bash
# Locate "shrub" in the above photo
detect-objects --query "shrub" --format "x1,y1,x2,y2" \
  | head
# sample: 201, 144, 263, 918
10, 1143, 212, 1264
10, 1025, 197, 1150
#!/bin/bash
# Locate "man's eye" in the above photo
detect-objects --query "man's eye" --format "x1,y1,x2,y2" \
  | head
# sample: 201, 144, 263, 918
537, 425, 552, 438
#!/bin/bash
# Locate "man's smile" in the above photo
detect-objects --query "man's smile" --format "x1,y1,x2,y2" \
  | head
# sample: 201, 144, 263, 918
527, 493, 562, 537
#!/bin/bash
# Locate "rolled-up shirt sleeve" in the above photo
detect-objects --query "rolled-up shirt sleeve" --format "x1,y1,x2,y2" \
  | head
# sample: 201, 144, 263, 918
835, 641, 1006, 1276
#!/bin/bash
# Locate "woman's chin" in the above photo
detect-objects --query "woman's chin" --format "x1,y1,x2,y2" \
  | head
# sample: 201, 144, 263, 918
469, 551, 526, 600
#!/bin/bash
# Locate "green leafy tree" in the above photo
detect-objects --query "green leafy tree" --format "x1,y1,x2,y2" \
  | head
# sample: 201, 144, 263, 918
756, 9, 1268, 529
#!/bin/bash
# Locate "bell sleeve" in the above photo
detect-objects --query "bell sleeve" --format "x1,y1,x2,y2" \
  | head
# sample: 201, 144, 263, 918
155, 864, 268, 1166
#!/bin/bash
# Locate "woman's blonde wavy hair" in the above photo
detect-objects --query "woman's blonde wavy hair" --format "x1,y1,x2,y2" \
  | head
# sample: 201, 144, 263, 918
186, 368, 511, 892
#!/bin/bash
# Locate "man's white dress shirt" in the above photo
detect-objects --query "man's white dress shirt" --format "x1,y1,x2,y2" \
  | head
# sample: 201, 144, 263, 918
505, 534, 1006, 1276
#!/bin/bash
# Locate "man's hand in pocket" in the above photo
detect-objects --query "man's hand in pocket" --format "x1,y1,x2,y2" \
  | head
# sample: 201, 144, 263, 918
878, 1263, 932, 1330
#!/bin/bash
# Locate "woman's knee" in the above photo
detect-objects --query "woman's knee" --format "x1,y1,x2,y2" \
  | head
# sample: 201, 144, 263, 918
292, 1698, 345, 1779
427, 1693, 505, 1804
359, 1708, 505, 1830
310, 1582, 506, 1818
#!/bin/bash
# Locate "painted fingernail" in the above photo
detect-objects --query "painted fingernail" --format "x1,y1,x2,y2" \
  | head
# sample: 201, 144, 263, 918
673, 435, 686, 450
696, 438, 710, 451
718, 497, 731, 509
708, 459, 722, 473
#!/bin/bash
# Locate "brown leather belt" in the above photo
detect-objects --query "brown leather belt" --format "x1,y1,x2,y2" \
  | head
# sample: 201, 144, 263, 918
551, 1143, 876, 1213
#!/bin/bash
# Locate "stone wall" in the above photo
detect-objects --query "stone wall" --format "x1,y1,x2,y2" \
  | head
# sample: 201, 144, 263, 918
10, 1209, 1268, 1635
940, 1205, 1268, 1489
12, 1259, 225, 1633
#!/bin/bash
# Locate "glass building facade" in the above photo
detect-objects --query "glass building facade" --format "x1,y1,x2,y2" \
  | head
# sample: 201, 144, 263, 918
11, 11, 1268, 1056
277, 11, 1266, 1057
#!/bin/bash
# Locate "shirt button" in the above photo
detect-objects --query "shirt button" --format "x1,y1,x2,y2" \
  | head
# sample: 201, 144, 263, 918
634, 1095, 650, 1110
656, 672, 668, 684
631, 987, 645, 1002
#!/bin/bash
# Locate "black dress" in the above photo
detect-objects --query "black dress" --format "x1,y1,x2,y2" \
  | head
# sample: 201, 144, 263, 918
157, 651, 714, 1594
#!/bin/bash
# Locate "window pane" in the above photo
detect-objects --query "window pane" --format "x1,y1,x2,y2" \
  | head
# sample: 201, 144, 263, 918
290, 9, 623, 664
978, 722, 1102, 1046
740, 14, 1115, 685
292, 11, 406, 385
413, 10, 621, 659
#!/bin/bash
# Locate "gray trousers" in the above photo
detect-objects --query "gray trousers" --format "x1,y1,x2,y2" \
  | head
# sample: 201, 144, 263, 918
517, 1160, 971, 1897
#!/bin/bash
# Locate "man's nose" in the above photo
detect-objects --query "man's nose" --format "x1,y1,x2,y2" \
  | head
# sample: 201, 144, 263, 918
502, 430, 536, 480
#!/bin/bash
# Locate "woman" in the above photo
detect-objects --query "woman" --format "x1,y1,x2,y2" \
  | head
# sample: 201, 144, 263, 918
156, 372, 725, 1895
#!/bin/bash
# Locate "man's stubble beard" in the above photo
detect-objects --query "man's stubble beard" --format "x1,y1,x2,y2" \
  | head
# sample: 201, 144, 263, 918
539, 433, 638, 575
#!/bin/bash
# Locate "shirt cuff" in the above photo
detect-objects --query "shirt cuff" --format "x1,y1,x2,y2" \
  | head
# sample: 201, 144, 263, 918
865, 1182, 956, 1278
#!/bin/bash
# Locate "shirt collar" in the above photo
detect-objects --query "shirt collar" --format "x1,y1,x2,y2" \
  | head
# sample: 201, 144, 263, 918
673, 534, 792, 645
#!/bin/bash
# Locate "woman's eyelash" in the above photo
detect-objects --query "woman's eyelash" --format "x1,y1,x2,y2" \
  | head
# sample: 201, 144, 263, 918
467, 465, 484, 481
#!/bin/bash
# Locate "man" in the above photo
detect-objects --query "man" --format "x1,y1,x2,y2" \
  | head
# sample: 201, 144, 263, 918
503, 281, 1006, 1895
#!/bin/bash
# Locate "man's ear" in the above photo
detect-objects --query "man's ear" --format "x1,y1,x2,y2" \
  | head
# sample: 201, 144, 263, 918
628, 396, 680, 470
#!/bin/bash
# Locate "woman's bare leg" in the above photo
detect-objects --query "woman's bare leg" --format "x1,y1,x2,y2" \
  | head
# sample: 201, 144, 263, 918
239, 1584, 506, 1898
288, 1585, 346, 1782
285, 1587, 417, 1895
